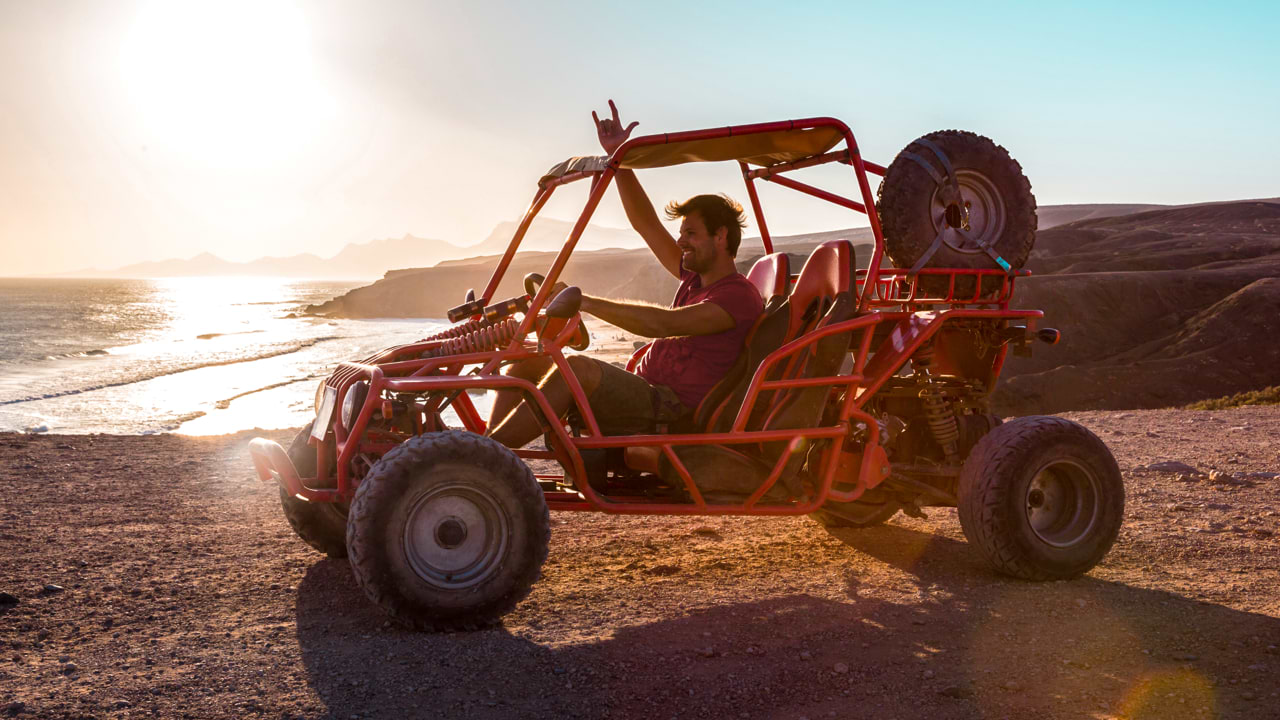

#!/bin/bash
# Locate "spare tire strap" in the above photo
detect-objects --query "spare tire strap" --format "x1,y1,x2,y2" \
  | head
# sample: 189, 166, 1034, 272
902, 151, 946, 186
914, 138, 957, 180
952, 226, 1014, 274
907, 228, 948, 277
913, 137, 965, 211
904, 140, 1014, 277
908, 227, 1013, 278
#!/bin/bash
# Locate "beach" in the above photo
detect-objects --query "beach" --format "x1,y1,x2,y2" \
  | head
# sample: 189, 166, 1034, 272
0, 274, 638, 438
2, 407, 1277, 719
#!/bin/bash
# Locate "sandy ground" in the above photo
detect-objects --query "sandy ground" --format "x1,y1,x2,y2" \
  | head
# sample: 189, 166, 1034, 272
579, 318, 646, 366
1, 404, 1277, 720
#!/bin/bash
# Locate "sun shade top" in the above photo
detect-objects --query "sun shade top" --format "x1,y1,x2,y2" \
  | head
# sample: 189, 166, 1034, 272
541, 125, 846, 186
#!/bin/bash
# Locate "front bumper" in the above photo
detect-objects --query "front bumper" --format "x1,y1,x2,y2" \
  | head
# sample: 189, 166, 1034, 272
248, 437, 341, 502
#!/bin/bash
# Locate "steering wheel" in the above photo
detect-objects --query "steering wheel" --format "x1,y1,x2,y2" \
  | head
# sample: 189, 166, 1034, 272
523, 272, 546, 299
523, 272, 590, 351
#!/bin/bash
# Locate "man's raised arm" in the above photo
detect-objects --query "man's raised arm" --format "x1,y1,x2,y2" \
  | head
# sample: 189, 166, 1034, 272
593, 100, 682, 279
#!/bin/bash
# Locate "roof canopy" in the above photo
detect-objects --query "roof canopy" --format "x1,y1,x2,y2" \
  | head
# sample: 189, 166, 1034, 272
540, 125, 846, 186
621, 126, 845, 169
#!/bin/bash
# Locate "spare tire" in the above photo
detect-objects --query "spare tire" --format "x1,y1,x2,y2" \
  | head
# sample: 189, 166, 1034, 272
876, 130, 1036, 297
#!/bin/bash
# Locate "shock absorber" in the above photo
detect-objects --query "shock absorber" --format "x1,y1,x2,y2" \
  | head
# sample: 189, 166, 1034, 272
423, 317, 521, 358
912, 341, 960, 462
919, 386, 960, 461
423, 316, 493, 341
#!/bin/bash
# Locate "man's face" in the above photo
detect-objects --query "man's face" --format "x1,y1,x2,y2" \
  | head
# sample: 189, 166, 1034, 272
677, 213, 726, 273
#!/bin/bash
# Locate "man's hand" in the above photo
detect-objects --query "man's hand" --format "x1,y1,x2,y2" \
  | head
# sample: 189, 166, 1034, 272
592, 99, 639, 155
593, 99, 681, 278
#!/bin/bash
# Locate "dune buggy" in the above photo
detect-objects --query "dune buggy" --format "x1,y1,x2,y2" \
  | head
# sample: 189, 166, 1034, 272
250, 117, 1124, 630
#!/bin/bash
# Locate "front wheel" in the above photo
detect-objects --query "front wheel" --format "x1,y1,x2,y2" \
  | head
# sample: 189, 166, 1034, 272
346, 431, 550, 631
278, 423, 348, 558
957, 416, 1123, 580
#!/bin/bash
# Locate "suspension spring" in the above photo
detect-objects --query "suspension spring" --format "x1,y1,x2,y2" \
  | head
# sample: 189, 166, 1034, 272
423, 317, 520, 358
424, 316, 494, 341
919, 386, 960, 460
911, 340, 935, 373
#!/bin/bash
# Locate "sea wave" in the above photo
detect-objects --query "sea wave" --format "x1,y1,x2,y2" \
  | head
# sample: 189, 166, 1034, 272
214, 375, 318, 409
196, 330, 266, 340
45, 348, 111, 360
0, 336, 340, 407
141, 411, 207, 435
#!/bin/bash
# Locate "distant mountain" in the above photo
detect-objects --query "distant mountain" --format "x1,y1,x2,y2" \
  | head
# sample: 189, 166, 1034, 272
50, 220, 640, 280
1034, 197, 1280, 230
51, 199, 1279, 280
54, 234, 469, 280
313, 200, 1280, 414
311, 200, 1280, 317
1036, 203, 1166, 228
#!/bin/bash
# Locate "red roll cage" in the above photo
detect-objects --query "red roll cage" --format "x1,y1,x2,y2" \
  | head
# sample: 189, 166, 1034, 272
249, 116, 1041, 517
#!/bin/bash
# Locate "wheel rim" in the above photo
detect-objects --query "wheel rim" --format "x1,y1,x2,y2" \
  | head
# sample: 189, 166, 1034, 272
402, 483, 509, 590
930, 168, 1007, 254
1024, 459, 1102, 548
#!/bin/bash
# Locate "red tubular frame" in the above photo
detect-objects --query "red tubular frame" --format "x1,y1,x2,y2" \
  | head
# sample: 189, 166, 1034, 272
248, 116, 1040, 517
739, 161, 773, 253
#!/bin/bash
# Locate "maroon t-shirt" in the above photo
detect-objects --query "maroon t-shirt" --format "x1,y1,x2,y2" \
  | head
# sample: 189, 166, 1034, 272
635, 268, 763, 410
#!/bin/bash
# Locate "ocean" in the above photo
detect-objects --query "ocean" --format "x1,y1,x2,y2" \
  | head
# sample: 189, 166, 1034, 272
0, 277, 467, 436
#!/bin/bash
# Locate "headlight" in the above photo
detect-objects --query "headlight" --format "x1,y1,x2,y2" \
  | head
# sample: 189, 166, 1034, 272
340, 381, 369, 429
314, 379, 328, 415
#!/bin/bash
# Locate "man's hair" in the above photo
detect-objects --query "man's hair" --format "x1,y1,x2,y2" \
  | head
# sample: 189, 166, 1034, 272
664, 194, 748, 257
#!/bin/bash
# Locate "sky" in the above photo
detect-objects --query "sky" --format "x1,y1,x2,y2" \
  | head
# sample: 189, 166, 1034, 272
1, 0, 1276, 277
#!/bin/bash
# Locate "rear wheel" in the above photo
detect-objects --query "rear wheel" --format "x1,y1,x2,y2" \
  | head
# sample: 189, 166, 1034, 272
346, 431, 549, 631
278, 423, 348, 558
877, 130, 1036, 297
957, 416, 1123, 580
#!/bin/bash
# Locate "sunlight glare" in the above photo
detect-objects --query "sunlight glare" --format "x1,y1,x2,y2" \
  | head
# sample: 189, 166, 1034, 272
118, 0, 334, 166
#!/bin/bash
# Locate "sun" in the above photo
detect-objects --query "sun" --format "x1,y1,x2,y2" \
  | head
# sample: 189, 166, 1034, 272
118, 0, 334, 167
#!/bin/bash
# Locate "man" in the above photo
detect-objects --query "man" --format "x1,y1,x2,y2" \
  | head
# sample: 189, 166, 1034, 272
487, 101, 763, 448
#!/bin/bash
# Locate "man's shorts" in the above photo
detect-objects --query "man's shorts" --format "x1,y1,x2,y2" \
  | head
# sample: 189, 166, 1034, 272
579, 357, 691, 435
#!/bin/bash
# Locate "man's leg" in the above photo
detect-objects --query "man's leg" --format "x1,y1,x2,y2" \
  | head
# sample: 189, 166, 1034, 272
488, 356, 553, 431
487, 355, 603, 449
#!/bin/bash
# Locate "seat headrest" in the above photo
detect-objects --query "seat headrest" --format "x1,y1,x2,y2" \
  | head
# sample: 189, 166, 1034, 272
789, 244, 841, 330
818, 240, 857, 294
745, 252, 791, 301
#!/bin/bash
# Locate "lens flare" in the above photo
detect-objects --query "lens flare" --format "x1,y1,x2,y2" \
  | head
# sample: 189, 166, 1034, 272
1119, 668, 1216, 719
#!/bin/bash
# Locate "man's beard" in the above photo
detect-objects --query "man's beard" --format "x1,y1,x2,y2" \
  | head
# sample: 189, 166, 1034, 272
684, 247, 710, 273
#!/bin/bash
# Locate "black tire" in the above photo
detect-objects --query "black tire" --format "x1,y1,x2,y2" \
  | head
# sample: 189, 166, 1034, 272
346, 431, 550, 631
957, 416, 1123, 580
279, 424, 349, 559
876, 130, 1036, 297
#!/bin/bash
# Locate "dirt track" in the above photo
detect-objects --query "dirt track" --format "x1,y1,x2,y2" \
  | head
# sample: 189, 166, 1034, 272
2, 407, 1278, 719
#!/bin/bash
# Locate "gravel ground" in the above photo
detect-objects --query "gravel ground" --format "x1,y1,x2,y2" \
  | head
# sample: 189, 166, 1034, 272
1, 406, 1277, 719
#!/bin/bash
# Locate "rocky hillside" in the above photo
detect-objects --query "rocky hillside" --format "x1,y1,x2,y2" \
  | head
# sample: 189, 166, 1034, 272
308, 202, 1280, 413
308, 248, 684, 318
995, 202, 1280, 413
